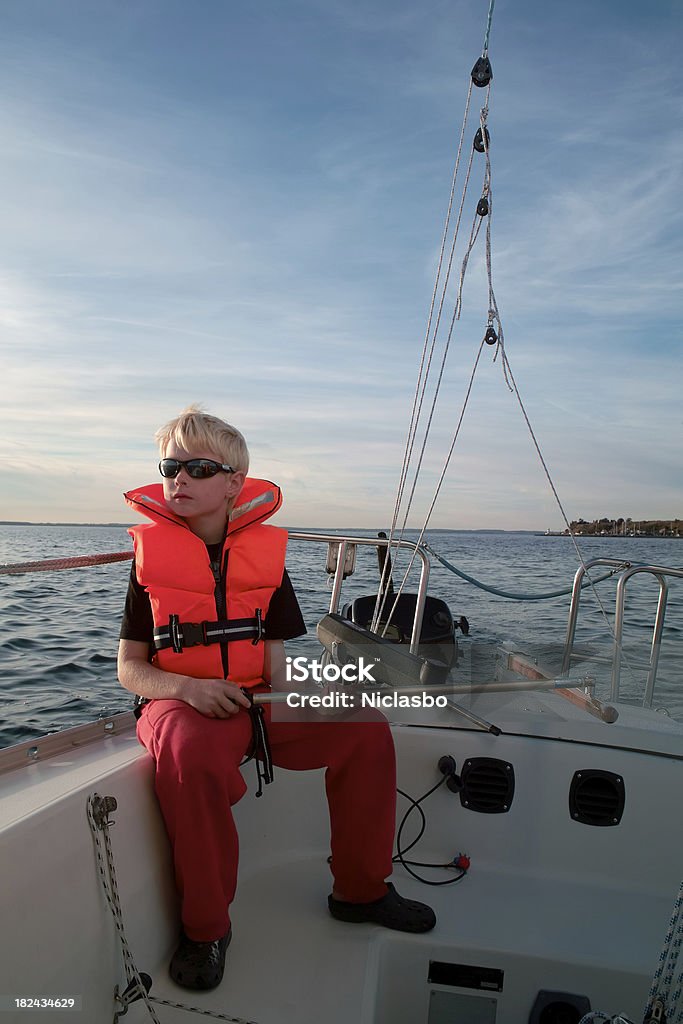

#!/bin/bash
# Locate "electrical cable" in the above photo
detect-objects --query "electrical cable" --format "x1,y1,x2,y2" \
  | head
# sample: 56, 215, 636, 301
392, 781, 469, 887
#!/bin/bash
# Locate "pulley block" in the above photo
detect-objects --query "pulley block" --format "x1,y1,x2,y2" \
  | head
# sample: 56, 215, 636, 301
116, 973, 153, 1010
477, 196, 489, 217
471, 56, 493, 88
473, 127, 490, 153
484, 326, 498, 346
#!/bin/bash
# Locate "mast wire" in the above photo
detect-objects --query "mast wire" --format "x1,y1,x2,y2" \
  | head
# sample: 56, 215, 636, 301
374, 92, 492, 634
483, 0, 496, 57
376, 82, 475, 629
375, 3, 643, 693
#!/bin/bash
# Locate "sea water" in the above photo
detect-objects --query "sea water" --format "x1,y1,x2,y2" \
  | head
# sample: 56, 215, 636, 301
0, 524, 681, 748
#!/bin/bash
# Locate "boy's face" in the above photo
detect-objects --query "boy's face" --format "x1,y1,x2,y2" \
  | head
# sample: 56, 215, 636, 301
161, 441, 244, 527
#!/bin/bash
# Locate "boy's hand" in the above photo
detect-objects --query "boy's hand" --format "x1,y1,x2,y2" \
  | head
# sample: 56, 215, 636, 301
185, 678, 252, 718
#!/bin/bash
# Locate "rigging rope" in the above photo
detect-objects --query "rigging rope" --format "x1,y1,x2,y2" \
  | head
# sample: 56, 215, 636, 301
390, 80, 475, 541
492, 347, 649, 690
0, 551, 133, 575
373, 80, 492, 633
376, 338, 488, 636
374, 94, 497, 634
424, 543, 630, 601
372, 4, 648, 699
87, 793, 261, 1024
482, 0, 496, 57
644, 878, 683, 1023
580, 879, 683, 1023
376, 0, 504, 634
390, 139, 478, 550
379, 82, 477, 629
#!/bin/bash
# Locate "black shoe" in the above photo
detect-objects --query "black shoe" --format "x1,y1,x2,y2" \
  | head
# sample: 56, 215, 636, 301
169, 928, 232, 990
328, 883, 436, 933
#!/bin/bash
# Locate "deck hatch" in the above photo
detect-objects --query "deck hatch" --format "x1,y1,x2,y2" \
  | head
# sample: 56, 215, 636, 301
569, 769, 625, 826
428, 960, 504, 992
459, 757, 515, 813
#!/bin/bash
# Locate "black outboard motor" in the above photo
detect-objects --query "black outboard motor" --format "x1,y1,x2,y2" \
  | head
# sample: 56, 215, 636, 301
342, 592, 458, 668
341, 533, 467, 670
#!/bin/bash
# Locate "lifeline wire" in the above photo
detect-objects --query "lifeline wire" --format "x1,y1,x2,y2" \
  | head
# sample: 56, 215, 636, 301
424, 543, 629, 602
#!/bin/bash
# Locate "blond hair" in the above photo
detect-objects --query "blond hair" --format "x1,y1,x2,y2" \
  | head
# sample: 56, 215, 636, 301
155, 405, 250, 474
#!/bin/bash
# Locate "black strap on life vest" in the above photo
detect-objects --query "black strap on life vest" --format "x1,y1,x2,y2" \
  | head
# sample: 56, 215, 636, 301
242, 689, 274, 798
134, 688, 274, 795
154, 612, 264, 654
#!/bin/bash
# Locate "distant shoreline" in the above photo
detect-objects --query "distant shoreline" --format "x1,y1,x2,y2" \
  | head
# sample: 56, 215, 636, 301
1, 521, 679, 538
541, 532, 681, 539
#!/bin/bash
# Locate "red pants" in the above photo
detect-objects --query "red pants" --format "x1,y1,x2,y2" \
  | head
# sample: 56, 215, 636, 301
137, 699, 397, 941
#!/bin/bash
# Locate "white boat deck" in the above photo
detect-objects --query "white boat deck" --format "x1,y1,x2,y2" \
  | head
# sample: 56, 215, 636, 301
2, 707, 682, 1024
119, 847, 663, 1023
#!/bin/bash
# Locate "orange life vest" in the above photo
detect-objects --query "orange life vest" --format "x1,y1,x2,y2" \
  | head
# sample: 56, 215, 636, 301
125, 478, 287, 688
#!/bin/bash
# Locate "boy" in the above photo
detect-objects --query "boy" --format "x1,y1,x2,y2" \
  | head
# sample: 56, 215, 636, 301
118, 406, 435, 991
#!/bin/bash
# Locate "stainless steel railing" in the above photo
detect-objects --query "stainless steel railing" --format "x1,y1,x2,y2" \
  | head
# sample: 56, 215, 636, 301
561, 558, 683, 705
288, 531, 430, 653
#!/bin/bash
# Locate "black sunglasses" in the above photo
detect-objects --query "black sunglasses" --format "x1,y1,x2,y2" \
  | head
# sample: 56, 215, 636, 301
159, 458, 236, 479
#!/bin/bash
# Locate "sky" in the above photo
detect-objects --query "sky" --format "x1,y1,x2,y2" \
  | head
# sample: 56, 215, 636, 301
0, 0, 681, 531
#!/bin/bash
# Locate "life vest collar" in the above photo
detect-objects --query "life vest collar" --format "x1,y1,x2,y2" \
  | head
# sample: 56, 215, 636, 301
124, 478, 283, 532
124, 484, 188, 530
229, 483, 282, 533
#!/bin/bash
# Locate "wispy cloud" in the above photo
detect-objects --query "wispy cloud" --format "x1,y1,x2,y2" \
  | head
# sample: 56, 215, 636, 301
0, 0, 681, 529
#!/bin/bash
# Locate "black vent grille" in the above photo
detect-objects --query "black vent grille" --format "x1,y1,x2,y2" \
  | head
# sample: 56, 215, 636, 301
460, 757, 514, 814
569, 769, 625, 826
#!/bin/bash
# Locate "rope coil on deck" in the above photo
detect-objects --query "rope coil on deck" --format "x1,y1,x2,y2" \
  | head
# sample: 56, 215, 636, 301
87, 793, 261, 1024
